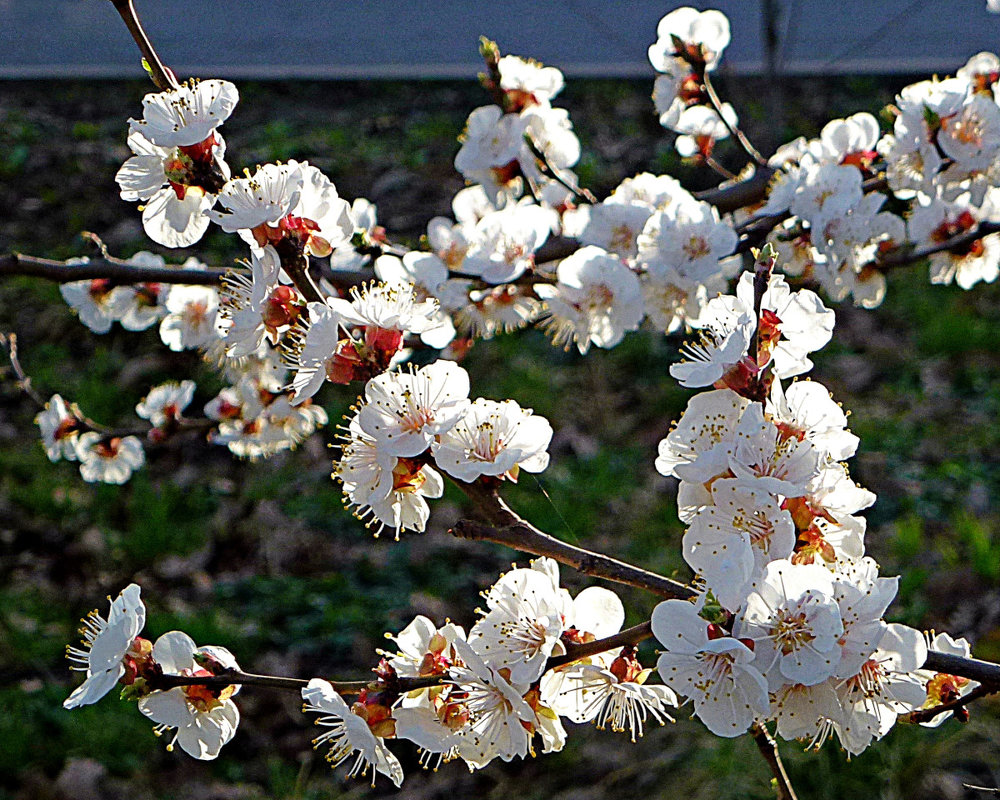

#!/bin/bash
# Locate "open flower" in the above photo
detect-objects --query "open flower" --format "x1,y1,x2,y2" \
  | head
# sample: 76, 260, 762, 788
447, 639, 537, 769
136, 380, 196, 428
431, 398, 552, 482
358, 360, 471, 458
735, 560, 844, 690
75, 433, 145, 484
334, 412, 444, 539
129, 79, 238, 148
64, 583, 146, 709
652, 599, 770, 737
302, 678, 404, 787
535, 245, 644, 354
36, 393, 80, 462
138, 631, 241, 760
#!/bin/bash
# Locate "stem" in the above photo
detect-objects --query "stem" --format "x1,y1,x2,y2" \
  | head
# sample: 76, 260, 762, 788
705, 155, 739, 182
549, 621, 654, 668
108, 0, 179, 91
148, 669, 443, 695
875, 221, 1000, 272
273, 241, 326, 305
924, 650, 1000, 686
701, 70, 768, 168
451, 480, 696, 600
906, 683, 997, 725
694, 168, 776, 214
524, 135, 598, 205
0, 253, 232, 286
0, 332, 47, 409
752, 723, 799, 800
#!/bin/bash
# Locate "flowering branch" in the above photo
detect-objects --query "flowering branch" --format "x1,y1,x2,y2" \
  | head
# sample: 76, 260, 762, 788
694, 169, 775, 214
147, 669, 442, 696
905, 683, 997, 725
0, 253, 231, 286
452, 481, 696, 600
549, 621, 653, 667
108, 0, 179, 91
752, 723, 799, 800
874, 221, 1000, 272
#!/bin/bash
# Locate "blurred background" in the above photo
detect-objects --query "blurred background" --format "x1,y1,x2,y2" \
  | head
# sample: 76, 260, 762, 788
2, 3, 1000, 800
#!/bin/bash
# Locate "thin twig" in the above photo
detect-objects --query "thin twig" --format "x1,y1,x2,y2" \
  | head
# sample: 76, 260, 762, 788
752, 723, 799, 800
549, 621, 654, 668
705, 155, 739, 182
143, 624, 658, 695
874, 221, 1000, 272
524, 134, 598, 205
0, 332, 48, 409
108, 0, 179, 90
451, 480, 696, 600
148, 669, 440, 696
701, 70, 768, 167
924, 650, 1000, 687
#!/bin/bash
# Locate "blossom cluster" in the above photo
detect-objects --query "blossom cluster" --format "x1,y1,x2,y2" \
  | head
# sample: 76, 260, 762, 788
334, 359, 552, 538
299, 557, 675, 785
48, 13, 1000, 488
41, 3, 996, 790
649, 255, 976, 752
63, 585, 242, 759
65, 561, 677, 786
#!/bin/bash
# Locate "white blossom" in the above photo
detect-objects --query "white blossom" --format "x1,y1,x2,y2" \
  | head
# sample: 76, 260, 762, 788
129, 79, 238, 148
138, 631, 241, 760
64, 584, 146, 709
432, 398, 552, 482
301, 679, 403, 787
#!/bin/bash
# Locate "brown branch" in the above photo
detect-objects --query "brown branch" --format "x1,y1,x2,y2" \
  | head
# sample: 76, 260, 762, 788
549, 621, 654, 668
906, 683, 998, 725
924, 650, 1000, 687
273, 240, 325, 304
0, 253, 232, 286
752, 723, 799, 800
147, 669, 442, 696
451, 480, 696, 600
108, 0, 179, 90
693, 169, 775, 215
750, 242, 776, 377
524, 134, 598, 205
873, 221, 1000, 272
701, 70, 768, 168
0, 332, 48, 409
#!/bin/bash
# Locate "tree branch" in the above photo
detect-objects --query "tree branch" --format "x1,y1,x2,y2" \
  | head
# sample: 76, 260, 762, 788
873, 221, 1000, 272
0, 253, 232, 286
147, 669, 442, 695
924, 650, 1000, 686
701, 70, 768, 168
451, 480, 696, 600
0, 332, 48, 409
752, 723, 799, 800
906, 683, 997, 725
108, 0, 179, 91
549, 621, 654, 668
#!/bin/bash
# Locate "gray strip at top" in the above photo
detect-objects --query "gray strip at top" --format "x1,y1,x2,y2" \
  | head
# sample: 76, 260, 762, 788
1, 0, 998, 79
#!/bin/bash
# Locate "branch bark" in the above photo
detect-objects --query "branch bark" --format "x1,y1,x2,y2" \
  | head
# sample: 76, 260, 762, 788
752, 723, 799, 800
0, 253, 231, 286
108, 0, 179, 90
451, 480, 696, 600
